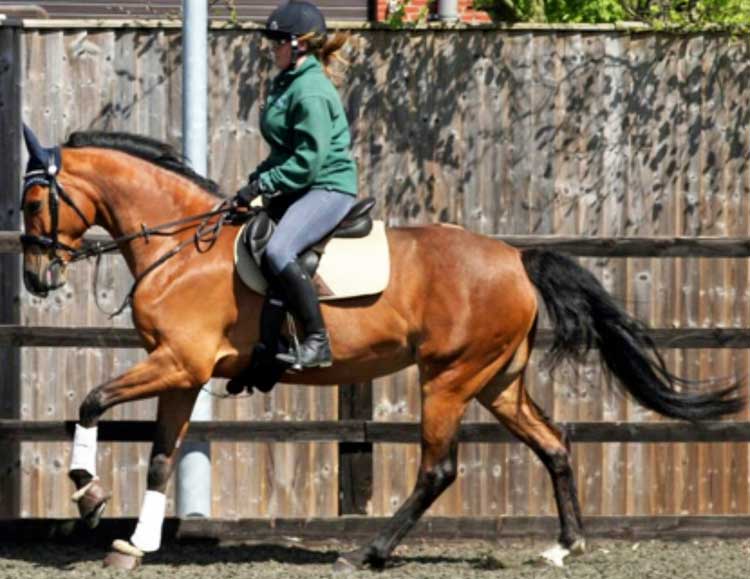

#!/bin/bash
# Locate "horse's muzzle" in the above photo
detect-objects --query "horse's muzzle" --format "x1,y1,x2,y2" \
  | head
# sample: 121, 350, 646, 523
23, 261, 66, 297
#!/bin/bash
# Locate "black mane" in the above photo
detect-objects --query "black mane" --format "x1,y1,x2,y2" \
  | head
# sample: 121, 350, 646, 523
64, 131, 223, 197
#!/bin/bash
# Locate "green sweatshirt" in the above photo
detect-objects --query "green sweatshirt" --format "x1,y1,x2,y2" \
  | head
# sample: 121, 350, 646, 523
253, 57, 357, 196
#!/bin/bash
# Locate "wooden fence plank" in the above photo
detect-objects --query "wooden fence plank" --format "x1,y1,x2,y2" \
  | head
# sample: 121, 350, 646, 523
4, 231, 750, 256
0, 326, 143, 347
338, 382, 373, 515
496, 236, 750, 256
0, 23, 22, 518
4, 420, 750, 443
1, 325, 748, 348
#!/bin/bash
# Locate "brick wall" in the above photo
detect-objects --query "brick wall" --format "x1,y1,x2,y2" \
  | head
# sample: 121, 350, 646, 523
375, 0, 492, 22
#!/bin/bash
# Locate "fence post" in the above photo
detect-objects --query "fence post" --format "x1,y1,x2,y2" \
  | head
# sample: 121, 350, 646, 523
338, 382, 373, 515
0, 20, 22, 517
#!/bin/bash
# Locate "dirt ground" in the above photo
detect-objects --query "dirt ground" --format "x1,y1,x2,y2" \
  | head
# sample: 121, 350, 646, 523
1, 538, 749, 579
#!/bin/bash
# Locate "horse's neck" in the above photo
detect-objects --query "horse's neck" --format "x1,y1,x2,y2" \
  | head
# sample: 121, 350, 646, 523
82, 151, 217, 277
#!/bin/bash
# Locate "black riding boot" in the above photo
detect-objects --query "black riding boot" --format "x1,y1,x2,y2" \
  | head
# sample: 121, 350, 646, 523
226, 286, 289, 395
256, 287, 289, 361
274, 260, 332, 369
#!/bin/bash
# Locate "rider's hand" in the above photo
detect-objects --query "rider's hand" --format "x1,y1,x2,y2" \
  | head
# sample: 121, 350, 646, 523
234, 177, 262, 207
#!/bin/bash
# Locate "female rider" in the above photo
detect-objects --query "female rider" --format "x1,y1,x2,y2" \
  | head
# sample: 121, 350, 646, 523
234, 0, 357, 369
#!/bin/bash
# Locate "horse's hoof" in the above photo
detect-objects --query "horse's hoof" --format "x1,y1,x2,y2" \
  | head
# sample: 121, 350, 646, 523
333, 548, 384, 572
71, 479, 111, 529
225, 377, 248, 395
104, 540, 144, 570
569, 538, 586, 556
84, 499, 109, 529
333, 556, 359, 573
104, 550, 142, 570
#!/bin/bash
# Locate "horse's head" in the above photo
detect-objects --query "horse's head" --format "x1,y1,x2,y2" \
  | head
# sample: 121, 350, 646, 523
20, 125, 93, 297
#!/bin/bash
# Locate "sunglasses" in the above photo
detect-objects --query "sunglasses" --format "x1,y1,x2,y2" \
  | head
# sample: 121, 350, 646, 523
269, 36, 289, 47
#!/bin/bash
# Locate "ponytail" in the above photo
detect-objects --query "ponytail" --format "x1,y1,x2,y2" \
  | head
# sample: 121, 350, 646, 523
299, 32, 350, 79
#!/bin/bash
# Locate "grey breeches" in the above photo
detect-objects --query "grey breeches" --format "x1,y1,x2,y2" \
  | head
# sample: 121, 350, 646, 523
265, 188, 356, 275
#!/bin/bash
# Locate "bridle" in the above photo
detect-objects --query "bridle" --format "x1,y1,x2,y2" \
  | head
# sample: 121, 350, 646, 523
21, 149, 241, 317
20, 150, 92, 259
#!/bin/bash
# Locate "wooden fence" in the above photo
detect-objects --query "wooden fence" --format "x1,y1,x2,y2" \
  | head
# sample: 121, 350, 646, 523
2, 20, 750, 524
2, 233, 750, 527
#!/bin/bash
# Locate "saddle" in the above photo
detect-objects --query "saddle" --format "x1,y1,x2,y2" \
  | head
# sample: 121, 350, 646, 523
227, 197, 388, 396
234, 197, 389, 300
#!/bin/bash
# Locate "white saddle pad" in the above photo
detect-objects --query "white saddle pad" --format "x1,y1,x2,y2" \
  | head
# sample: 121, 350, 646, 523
234, 220, 390, 301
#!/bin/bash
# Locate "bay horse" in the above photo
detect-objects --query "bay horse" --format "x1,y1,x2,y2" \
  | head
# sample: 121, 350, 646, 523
20, 126, 742, 570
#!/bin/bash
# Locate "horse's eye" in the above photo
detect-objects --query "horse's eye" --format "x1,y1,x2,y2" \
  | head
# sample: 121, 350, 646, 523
24, 200, 43, 215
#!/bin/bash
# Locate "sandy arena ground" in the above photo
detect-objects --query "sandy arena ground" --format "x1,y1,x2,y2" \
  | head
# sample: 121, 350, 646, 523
1, 538, 750, 579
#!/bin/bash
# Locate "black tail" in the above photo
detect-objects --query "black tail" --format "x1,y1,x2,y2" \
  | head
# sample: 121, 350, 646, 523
521, 249, 744, 421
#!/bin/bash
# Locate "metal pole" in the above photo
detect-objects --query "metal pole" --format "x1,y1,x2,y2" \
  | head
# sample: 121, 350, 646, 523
177, 0, 212, 518
437, 0, 459, 20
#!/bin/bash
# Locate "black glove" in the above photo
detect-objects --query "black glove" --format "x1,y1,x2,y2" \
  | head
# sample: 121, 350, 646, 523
234, 177, 262, 207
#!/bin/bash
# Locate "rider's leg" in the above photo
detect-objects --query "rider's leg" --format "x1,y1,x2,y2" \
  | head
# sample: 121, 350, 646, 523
264, 189, 354, 369
226, 283, 288, 394
255, 284, 288, 359
274, 260, 331, 368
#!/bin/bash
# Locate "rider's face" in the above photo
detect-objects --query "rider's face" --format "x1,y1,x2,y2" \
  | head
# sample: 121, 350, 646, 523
270, 38, 307, 70
272, 38, 292, 69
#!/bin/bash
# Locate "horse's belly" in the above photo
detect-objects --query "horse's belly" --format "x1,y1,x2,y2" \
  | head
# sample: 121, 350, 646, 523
282, 348, 415, 386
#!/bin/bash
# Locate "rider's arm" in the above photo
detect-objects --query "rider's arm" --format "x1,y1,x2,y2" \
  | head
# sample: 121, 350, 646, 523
257, 95, 331, 194
247, 157, 273, 183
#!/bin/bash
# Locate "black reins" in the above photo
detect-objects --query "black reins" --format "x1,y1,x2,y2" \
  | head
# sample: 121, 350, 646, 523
90, 200, 235, 317
22, 155, 238, 318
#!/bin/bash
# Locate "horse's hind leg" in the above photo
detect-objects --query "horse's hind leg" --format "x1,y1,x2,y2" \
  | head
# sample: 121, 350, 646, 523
335, 373, 470, 571
478, 375, 585, 556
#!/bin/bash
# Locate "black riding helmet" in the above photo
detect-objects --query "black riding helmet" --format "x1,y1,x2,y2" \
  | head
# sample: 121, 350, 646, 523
263, 0, 327, 41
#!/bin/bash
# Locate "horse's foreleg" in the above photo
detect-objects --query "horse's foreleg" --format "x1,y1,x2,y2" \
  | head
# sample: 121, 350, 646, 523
335, 388, 468, 571
105, 389, 199, 570
69, 348, 199, 528
478, 376, 585, 561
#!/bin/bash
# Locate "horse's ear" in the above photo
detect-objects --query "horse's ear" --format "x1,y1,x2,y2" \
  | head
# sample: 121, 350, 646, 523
23, 124, 44, 155
22, 124, 60, 174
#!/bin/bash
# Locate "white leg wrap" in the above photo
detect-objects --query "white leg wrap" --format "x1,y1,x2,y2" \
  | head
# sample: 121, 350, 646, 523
130, 490, 167, 553
69, 424, 98, 477
541, 543, 571, 567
